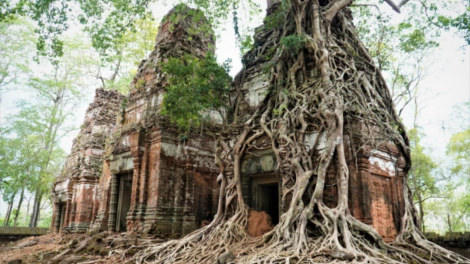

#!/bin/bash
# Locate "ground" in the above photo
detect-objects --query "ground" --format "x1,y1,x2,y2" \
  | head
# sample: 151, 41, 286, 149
0, 233, 144, 264
0, 232, 356, 264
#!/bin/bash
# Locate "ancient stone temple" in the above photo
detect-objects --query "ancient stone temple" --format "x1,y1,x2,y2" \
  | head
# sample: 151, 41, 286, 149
51, 88, 123, 233
235, 1, 406, 243
52, 3, 406, 243
89, 6, 220, 237
52, 6, 219, 238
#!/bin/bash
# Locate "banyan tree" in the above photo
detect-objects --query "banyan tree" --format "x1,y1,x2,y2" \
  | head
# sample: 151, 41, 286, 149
129, 0, 468, 263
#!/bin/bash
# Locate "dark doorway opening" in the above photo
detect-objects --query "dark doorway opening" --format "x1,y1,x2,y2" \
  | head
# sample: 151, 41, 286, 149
251, 175, 280, 225
257, 183, 279, 224
194, 174, 215, 228
116, 173, 133, 232
59, 203, 66, 231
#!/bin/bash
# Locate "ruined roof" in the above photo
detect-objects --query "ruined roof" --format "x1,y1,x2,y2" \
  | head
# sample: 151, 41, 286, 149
56, 88, 123, 182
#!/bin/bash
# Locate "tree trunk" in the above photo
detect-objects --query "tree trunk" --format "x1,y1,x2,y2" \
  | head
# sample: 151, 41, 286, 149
417, 192, 425, 232
3, 200, 14, 226
410, 168, 424, 231
25, 195, 31, 223
13, 187, 25, 226
28, 189, 43, 227
109, 56, 122, 83
447, 212, 453, 233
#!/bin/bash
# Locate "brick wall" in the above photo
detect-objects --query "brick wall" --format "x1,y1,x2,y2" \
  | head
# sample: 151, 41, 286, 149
51, 88, 123, 233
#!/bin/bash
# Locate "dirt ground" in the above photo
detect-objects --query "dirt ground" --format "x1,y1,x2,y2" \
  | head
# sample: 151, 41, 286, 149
1, 234, 61, 263
0, 233, 121, 264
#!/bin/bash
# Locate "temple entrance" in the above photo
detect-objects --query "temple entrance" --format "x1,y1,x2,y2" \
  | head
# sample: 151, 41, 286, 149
116, 173, 133, 232
251, 175, 280, 224
194, 174, 216, 228
59, 203, 66, 231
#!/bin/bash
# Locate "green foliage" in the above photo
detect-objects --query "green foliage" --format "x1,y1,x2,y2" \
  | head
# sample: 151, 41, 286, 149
0, 35, 93, 227
2, 0, 468, 64
0, 137, 24, 202
425, 184, 470, 233
352, 1, 447, 117
239, 34, 254, 55
398, 27, 438, 53
0, 16, 35, 91
3, 103, 67, 193
161, 53, 232, 131
407, 127, 444, 231
37, 211, 52, 228
1, 0, 262, 61
0, 0, 69, 60
273, 104, 287, 116
264, 0, 289, 30
422, 2, 470, 45
232, 1, 260, 54
447, 101, 470, 179
413, 100, 470, 232
354, 4, 438, 70
280, 35, 306, 55
447, 129, 470, 176
0, 206, 53, 227
408, 128, 439, 197
99, 16, 158, 93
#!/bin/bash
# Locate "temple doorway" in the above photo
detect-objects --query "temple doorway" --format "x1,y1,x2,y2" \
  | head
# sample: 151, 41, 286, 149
251, 175, 280, 224
116, 173, 133, 232
58, 203, 66, 231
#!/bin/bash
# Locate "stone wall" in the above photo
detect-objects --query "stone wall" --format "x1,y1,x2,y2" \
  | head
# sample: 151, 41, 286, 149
425, 232, 470, 258
0, 227, 49, 246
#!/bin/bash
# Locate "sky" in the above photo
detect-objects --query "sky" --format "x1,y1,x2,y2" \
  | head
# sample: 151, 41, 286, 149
0, 0, 469, 223
393, 29, 470, 155
412, 35, 469, 159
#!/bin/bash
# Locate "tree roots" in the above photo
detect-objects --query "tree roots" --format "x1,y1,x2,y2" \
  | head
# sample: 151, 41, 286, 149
129, 1, 469, 263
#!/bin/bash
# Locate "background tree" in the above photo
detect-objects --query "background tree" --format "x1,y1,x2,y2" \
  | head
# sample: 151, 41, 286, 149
4, 104, 68, 227
0, 16, 34, 88
0, 0, 262, 61
0, 35, 96, 227
0, 16, 35, 126
440, 100, 470, 232
447, 101, 470, 177
407, 127, 439, 232
353, 1, 438, 117
95, 17, 159, 93
24, 37, 94, 227
0, 15, 161, 227
0, 137, 22, 226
